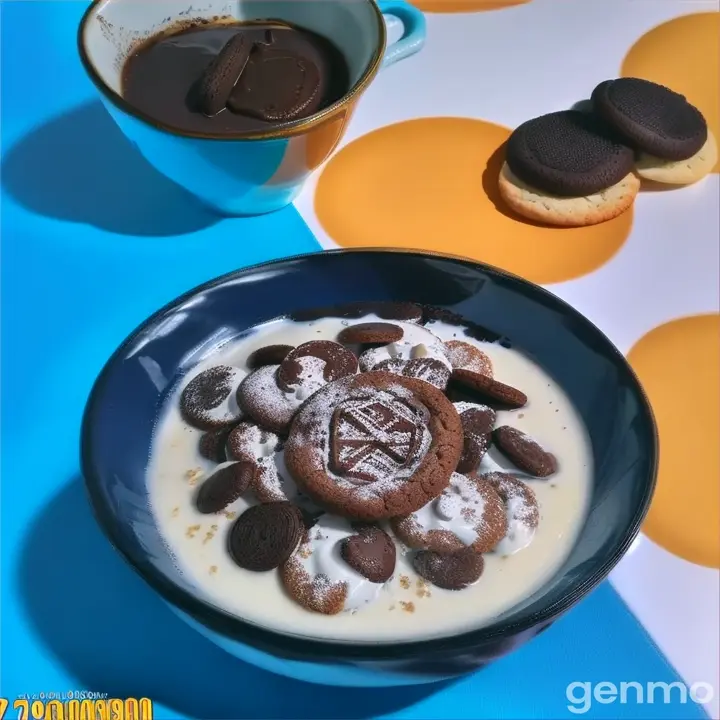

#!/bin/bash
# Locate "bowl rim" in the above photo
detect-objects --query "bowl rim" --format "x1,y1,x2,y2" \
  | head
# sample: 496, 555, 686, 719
81, 247, 659, 662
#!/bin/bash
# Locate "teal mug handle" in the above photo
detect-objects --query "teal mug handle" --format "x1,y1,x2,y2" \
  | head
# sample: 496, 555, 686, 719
376, 0, 427, 68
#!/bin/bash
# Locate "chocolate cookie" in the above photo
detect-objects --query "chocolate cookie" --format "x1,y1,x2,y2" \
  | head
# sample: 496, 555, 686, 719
413, 547, 484, 590
180, 365, 244, 429
374, 356, 451, 390
284, 371, 463, 520
444, 340, 493, 377
451, 369, 527, 409
277, 340, 358, 393
392, 472, 507, 554
337, 322, 404, 345
198, 426, 234, 463
236, 365, 298, 434
247, 344, 294, 369
505, 110, 635, 196
483, 472, 540, 555
591, 78, 707, 161
228, 502, 304, 572
455, 402, 496, 473
341, 525, 396, 583
195, 461, 254, 514
493, 426, 557, 477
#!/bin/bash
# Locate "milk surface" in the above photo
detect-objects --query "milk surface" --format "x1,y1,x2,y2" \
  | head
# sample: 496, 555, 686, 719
148, 315, 592, 642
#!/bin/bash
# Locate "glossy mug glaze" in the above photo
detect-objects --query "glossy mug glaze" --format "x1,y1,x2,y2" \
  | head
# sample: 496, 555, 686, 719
81, 249, 658, 687
78, 0, 426, 216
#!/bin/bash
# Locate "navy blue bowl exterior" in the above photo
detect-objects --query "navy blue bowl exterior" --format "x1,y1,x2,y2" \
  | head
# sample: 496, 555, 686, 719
81, 249, 658, 679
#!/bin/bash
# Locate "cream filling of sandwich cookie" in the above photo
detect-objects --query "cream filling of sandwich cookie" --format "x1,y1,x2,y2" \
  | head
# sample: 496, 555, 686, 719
294, 514, 387, 610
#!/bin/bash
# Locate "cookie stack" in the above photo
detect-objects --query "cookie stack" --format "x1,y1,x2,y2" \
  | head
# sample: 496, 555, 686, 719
499, 77, 717, 227
179, 303, 558, 614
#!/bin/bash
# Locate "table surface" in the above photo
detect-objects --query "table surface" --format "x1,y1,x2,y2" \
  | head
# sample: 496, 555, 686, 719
1, 2, 717, 719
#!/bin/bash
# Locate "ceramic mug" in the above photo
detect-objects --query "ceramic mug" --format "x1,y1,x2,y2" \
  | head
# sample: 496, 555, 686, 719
78, 0, 426, 216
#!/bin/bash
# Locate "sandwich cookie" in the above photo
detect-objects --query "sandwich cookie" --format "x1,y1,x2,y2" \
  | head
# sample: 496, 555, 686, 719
500, 110, 639, 226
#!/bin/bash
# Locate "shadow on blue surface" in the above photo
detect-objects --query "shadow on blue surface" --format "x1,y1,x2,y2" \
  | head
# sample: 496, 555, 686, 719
2, 102, 217, 237
19, 480, 449, 719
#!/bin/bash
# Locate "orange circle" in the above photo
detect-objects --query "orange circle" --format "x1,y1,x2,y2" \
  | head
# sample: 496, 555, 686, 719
622, 12, 719, 173
628, 314, 720, 569
314, 118, 633, 285
410, 0, 529, 12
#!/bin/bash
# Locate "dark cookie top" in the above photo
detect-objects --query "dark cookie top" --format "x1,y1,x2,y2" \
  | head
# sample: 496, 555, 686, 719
180, 365, 244, 429
195, 461, 254, 513
341, 525, 396, 583
592, 78, 707, 160
284, 371, 463, 520
413, 547, 484, 591
505, 110, 635, 196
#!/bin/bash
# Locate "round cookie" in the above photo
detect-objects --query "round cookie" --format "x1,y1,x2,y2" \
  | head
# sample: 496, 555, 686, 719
337, 322, 404, 345
235, 365, 299, 434
444, 340, 493, 377
358, 326, 450, 374
179, 365, 245, 430
281, 514, 388, 614
483, 472, 540, 556
635, 130, 717, 185
498, 161, 640, 228
228, 502, 304, 572
284, 371, 463, 521
493, 425, 557, 477
195, 461, 254, 514
376, 357, 451, 391
340, 524, 396, 583
247, 344, 294, 369
591, 78, 708, 160
454, 402, 496, 472
277, 340, 358, 394
198, 426, 234, 463
505, 110, 635, 197
392, 472, 507, 554
413, 547, 484, 591
451, 367, 527, 409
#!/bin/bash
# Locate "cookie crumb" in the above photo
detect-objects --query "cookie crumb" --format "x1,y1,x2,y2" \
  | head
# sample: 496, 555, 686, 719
299, 546, 313, 559
518, 413, 525, 419
186, 524, 201, 539
416, 578, 432, 598
171, 506, 180, 518
399, 575, 411, 589
399, 601, 415, 613
202, 528, 216, 544
185, 467, 203, 486
389, 604, 395, 611
224, 511, 237, 520
209, 565, 218, 575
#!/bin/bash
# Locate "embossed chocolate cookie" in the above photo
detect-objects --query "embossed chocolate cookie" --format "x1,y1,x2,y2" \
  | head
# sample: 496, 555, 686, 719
195, 461, 254, 514
451, 369, 527, 409
454, 402, 496, 473
284, 371, 463, 520
341, 525, 396, 583
281, 514, 386, 614
392, 472, 507, 554
482, 472, 540, 556
180, 365, 245, 429
247, 344, 294, 369
337, 322, 404, 345
413, 547, 484, 590
228, 502, 304, 572
444, 340, 493, 377
277, 340, 358, 394
493, 426, 557, 477
374, 357, 451, 390
236, 365, 298, 434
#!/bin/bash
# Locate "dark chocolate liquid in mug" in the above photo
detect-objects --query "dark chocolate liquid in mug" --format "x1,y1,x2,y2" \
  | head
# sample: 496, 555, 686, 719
122, 21, 350, 135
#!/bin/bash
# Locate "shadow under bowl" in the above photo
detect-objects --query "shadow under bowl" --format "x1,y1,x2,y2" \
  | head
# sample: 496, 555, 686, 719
81, 248, 657, 687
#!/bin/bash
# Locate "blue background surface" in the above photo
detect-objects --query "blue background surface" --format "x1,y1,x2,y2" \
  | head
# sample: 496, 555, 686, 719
0, 3, 708, 718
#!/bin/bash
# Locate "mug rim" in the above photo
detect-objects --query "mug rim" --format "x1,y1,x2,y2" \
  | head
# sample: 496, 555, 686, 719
77, 0, 388, 142
81, 247, 659, 664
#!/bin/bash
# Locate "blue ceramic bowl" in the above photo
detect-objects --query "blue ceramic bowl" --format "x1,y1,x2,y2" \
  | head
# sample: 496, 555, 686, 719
81, 249, 658, 687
